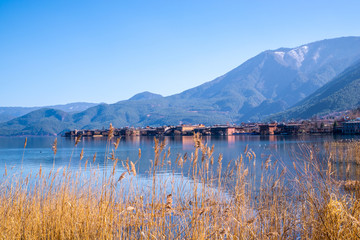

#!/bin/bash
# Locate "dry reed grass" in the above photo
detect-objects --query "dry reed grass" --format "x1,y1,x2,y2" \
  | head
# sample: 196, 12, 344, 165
1, 130, 360, 239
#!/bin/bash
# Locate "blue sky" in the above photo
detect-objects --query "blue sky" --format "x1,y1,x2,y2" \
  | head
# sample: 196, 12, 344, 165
1, 0, 359, 107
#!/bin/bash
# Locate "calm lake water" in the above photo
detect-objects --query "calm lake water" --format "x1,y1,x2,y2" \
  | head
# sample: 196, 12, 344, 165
1, 135, 359, 182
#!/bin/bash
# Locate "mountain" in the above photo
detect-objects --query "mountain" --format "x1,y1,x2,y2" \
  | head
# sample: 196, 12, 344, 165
0, 102, 98, 123
271, 60, 360, 120
70, 99, 231, 130
2, 36, 360, 135
47, 102, 100, 112
0, 109, 73, 136
129, 91, 163, 101
0, 107, 38, 124
172, 37, 360, 121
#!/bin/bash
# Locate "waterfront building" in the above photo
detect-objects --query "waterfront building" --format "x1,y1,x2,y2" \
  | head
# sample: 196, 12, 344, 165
342, 120, 360, 134
259, 123, 277, 135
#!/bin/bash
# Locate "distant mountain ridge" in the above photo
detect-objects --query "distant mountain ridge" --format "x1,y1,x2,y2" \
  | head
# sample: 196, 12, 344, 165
0, 102, 98, 123
129, 91, 163, 101
1, 36, 360, 135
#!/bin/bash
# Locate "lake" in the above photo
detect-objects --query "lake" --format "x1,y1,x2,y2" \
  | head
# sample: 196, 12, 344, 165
1, 135, 359, 182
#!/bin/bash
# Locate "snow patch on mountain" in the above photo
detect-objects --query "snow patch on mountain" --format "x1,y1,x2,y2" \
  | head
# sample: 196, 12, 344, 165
288, 45, 309, 67
313, 48, 321, 62
274, 51, 285, 61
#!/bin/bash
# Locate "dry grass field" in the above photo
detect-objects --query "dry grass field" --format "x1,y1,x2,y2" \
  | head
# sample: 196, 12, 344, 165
1, 130, 360, 239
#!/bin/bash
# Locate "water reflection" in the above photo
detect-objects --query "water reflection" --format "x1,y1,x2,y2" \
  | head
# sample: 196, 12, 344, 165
181, 136, 194, 150
0, 135, 360, 182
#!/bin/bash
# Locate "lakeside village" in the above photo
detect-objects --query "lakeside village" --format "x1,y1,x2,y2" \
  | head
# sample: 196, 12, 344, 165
64, 117, 360, 138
